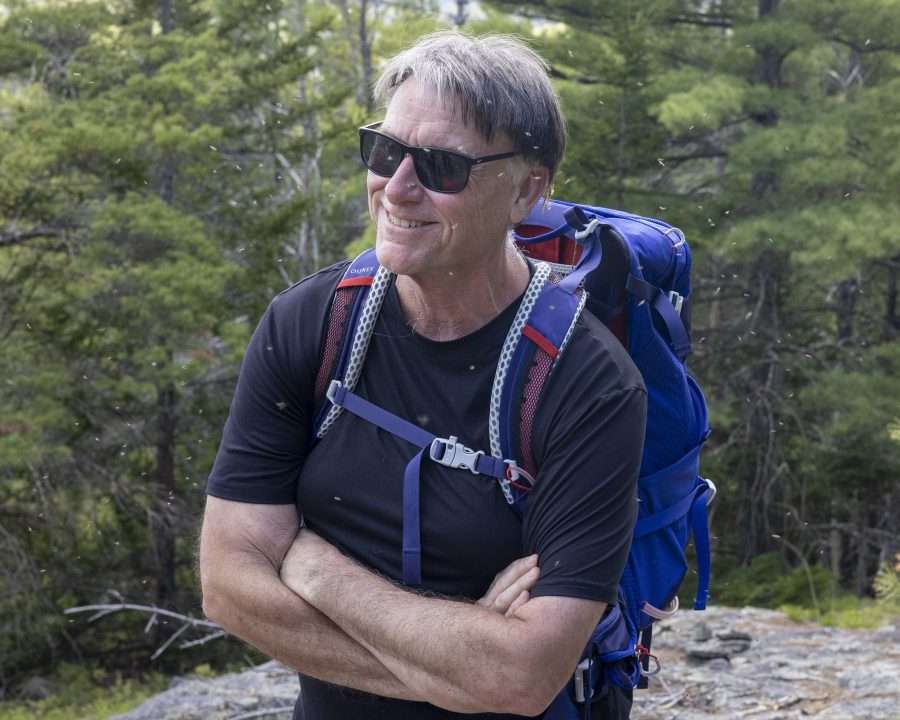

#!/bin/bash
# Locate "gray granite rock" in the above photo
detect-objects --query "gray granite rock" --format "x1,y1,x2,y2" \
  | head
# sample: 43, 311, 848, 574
110, 662, 297, 720
633, 605, 900, 719
113, 607, 900, 720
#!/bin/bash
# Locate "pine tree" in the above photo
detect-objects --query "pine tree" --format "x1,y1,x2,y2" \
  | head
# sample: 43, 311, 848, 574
0, 0, 354, 674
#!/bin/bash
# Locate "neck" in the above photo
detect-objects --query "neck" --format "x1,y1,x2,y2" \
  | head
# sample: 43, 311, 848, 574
395, 242, 529, 341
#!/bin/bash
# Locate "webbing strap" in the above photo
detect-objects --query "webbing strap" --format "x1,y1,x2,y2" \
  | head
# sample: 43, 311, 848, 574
402, 448, 427, 586
691, 492, 712, 610
625, 275, 691, 360
326, 381, 506, 586
559, 234, 602, 293
633, 483, 713, 611
328, 381, 433, 448
633, 484, 708, 538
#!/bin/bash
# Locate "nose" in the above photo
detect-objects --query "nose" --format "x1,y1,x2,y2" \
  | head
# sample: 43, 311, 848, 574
383, 153, 423, 203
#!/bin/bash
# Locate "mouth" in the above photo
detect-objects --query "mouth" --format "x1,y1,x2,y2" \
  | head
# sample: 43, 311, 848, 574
385, 210, 435, 230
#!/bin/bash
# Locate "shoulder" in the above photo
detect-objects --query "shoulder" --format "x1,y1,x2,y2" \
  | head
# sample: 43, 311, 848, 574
555, 307, 645, 398
242, 259, 352, 386
267, 260, 350, 321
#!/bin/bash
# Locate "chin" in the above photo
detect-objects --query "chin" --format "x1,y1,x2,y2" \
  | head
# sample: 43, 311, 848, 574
374, 233, 434, 279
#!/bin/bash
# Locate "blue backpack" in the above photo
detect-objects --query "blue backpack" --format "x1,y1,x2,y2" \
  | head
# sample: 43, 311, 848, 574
312, 199, 714, 718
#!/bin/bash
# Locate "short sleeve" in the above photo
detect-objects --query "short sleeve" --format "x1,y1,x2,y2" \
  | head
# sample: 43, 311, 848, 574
206, 264, 344, 504
523, 316, 647, 605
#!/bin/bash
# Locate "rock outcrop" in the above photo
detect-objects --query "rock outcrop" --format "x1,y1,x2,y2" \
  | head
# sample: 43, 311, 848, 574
113, 606, 900, 720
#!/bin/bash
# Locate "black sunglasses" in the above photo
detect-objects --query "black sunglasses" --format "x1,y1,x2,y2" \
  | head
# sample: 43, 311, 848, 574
358, 122, 519, 194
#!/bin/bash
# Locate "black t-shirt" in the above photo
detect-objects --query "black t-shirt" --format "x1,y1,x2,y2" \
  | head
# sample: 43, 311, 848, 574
207, 260, 647, 719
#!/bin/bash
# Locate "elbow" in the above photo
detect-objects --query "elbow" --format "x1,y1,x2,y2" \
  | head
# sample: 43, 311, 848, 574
476, 657, 570, 716
201, 585, 227, 627
507, 679, 566, 717
198, 562, 232, 629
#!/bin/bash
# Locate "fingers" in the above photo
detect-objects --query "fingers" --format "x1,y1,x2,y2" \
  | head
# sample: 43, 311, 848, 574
490, 566, 539, 613
477, 554, 538, 609
505, 590, 529, 617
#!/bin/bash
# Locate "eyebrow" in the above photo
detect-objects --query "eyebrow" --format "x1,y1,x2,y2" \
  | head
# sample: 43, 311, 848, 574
378, 123, 479, 159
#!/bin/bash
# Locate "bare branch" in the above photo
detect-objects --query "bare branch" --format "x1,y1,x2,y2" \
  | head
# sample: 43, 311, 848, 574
150, 621, 191, 660
65, 601, 227, 660
179, 630, 228, 649
65, 602, 220, 627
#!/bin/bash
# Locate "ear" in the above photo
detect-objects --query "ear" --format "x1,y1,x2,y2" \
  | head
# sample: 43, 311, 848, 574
508, 163, 550, 227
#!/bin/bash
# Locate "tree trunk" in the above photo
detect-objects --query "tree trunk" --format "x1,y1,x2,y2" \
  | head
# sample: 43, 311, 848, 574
152, 381, 178, 611
885, 256, 900, 341
453, 0, 468, 26
733, 0, 787, 563
735, 252, 786, 563
829, 515, 842, 603
853, 497, 868, 596
159, 0, 174, 34
834, 277, 858, 347
358, 0, 374, 113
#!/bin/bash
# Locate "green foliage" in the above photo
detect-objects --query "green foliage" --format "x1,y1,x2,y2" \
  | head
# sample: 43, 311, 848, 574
781, 596, 900, 629
714, 552, 836, 610
874, 557, 900, 609
0, 0, 360, 684
0, 663, 166, 720
655, 75, 749, 134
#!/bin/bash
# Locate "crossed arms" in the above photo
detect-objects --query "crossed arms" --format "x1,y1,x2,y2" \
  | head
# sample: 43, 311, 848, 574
199, 496, 606, 715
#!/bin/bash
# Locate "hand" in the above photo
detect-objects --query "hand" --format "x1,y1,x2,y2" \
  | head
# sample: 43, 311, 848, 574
477, 554, 540, 617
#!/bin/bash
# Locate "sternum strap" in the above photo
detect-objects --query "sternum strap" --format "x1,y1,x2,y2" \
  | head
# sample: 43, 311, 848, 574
326, 381, 506, 586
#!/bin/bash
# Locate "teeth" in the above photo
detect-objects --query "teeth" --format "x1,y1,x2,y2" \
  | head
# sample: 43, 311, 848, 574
387, 212, 425, 229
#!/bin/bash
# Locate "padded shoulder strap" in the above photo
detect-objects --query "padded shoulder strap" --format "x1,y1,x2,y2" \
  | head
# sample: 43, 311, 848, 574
490, 263, 586, 496
313, 249, 392, 440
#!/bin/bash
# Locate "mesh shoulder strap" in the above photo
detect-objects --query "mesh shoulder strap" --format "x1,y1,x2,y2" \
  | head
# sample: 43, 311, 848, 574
490, 264, 586, 487
312, 249, 391, 439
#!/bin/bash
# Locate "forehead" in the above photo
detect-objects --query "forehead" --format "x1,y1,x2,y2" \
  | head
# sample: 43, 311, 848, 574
381, 79, 497, 155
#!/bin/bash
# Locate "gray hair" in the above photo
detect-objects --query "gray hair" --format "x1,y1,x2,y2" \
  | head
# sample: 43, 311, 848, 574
373, 31, 566, 181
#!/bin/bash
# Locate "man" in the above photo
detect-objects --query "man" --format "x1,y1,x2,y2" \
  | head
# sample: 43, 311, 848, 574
200, 31, 645, 719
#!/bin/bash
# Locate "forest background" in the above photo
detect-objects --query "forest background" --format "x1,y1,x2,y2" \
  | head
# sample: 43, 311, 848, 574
1, 0, 899, 714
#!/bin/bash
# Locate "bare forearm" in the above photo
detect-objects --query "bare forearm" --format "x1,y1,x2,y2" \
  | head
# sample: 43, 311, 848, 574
287, 548, 565, 714
202, 554, 419, 700
316, 571, 530, 713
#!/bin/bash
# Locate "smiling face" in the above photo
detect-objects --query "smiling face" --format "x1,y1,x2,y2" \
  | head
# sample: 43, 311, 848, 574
367, 79, 540, 282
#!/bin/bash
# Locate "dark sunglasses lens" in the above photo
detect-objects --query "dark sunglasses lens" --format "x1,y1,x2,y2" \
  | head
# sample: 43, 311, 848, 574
361, 131, 403, 176
415, 149, 470, 193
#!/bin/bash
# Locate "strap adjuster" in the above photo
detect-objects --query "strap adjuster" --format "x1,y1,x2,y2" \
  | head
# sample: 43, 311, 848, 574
573, 216, 603, 242
429, 436, 484, 475
573, 657, 593, 703
668, 290, 685, 315
325, 379, 344, 405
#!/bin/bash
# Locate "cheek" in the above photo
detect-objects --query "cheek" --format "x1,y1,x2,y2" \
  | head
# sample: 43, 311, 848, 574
367, 177, 384, 218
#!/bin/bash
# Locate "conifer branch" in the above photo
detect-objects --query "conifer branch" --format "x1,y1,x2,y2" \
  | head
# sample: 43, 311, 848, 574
0, 227, 63, 248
